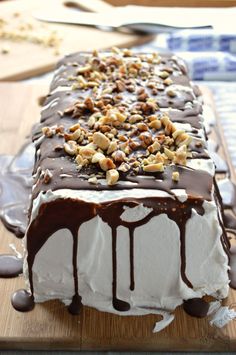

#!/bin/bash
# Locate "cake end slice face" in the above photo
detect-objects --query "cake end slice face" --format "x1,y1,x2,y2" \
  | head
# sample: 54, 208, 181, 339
20, 49, 230, 319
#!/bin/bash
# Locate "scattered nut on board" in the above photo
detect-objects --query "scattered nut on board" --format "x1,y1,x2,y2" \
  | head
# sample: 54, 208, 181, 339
1, 45, 10, 54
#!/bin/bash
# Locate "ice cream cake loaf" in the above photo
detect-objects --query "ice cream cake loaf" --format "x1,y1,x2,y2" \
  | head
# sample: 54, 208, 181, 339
23, 49, 230, 316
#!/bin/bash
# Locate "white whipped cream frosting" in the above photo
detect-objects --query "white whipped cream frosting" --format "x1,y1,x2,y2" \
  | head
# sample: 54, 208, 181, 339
24, 188, 229, 316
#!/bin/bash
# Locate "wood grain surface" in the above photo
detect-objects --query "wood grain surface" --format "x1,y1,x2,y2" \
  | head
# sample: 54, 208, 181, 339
0, 82, 236, 351
0, 0, 153, 81
107, 0, 236, 7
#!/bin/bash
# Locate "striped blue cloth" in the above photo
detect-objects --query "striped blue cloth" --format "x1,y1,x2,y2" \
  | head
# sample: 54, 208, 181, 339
138, 29, 236, 81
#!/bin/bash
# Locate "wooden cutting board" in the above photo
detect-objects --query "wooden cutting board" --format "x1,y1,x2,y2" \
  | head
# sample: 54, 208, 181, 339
0, 0, 153, 81
0, 82, 236, 351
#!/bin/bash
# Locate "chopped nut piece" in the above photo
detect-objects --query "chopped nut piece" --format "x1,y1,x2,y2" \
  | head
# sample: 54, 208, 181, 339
172, 129, 185, 140
92, 152, 105, 163
99, 157, 116, 171
161, 115, 176, 136
75, 154, 84, 165
64, 140, 77, 156
87, 81, 99, 88
79, 146, 96, 160
172, 171, 180, 181
143, 163, 164, 172
112, 150, 126, 162
106, 169, 119, 185
88, 176, 98, 184
138, 92, 148, 102
43, 169, 52, 184
163, 78, 173, 86
129, 114, 143, 124
42, 126, 54, 138
123, 48, 133, 57
164, 147, 174, 160
111, 46, 121, 54
176, 133, 192, 147
174, 145, 187, 165
65, 128, 81, 141
77, 65, 91, 74
139, 132, 152, 147
158, 71, 169, 79
148, 140, 160, 153
84, 97, 94, 112
88, 112, 101, 127
155, 152, 165, 163
100, 125, 111, 133
93, 132, 110, 150
55, 125, 64, 134
118, 162, 130, 172
149, 119, 161, 130
167, 89, 177, 98
116, 80, 126, 92
137, 122, 148, 131
69, 123, 80, 132
107, 141, 118, 154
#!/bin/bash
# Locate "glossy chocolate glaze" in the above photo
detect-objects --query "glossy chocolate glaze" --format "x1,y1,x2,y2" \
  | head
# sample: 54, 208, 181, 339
0, 142, 34, 238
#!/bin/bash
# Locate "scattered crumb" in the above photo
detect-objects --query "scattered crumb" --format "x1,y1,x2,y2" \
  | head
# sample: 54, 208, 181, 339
0, 12, 62, 53
1, 45, 10, 54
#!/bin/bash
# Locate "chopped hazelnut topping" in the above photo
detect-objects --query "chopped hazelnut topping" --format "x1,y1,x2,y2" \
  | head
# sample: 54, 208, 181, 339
112, 150, 126, 162
42, 126, 54, 138
59, 50, 194, 185
118, 162, 130, 172
143, 163, 164, 172
99, 157, 116, 171
88, 176, 98, 184
93, 132, 110, 150
163, 78, 173, 86
79, 146, 96, 160
92, 152, 105, 163
158, 71, 169, 79
107, 141, 118, 154
166, 89, 177, 98
64, 140, 77, 156
106, 169, 119, 185
172, 171, 180, 181
42, 169, 53, 184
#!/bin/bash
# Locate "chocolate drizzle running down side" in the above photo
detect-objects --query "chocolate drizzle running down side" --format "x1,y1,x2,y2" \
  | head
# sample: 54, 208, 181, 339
229, 245, 236, 289
26, 200, 96, 315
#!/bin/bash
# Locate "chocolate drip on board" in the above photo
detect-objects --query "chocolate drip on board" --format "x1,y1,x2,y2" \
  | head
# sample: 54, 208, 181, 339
11, 289, 35, 312
183, 298, 210, 318
0, 255, 23, 278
